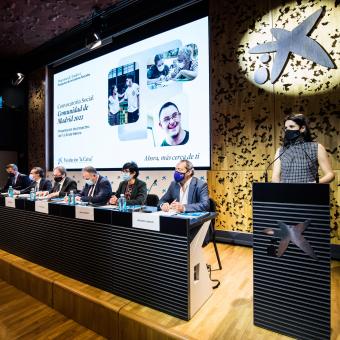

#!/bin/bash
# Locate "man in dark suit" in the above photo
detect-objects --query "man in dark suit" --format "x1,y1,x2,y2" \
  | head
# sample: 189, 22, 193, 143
158, 160, 210, 212
77, 166, 112, 205
1, 163, 32, 192
46, 165, 77, 198
15, 167, 52, 194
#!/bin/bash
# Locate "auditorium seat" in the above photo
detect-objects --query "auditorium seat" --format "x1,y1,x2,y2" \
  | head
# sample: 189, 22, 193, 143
146, 194, 159, 207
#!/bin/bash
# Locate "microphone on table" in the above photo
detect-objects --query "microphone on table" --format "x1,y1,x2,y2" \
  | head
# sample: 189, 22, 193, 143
148, 179, 157, 193
142, 179, 158, 213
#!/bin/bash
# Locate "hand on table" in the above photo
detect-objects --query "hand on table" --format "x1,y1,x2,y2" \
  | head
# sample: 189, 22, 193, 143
109, 196, 118, 205
170, 201, 185, 213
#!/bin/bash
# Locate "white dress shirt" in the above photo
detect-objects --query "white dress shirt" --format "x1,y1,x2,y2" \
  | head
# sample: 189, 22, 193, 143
179, 177, 192, 205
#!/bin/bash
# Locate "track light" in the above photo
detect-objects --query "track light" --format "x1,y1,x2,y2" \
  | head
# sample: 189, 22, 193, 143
88, 32, 102, 50
12, 73, 25, 86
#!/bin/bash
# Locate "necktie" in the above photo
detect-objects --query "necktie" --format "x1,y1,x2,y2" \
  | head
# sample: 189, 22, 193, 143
56, 183, 61, 192
88, 185, 95, 197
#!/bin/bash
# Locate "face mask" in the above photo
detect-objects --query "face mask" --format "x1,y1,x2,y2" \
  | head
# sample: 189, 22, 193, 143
8, 173, 15, 178
122, 173, 131, 181
174, 171, 186, 183
54, 176, 63, 183
177, 62, 185, 69
29, 175, 34, 181
85, 179, 94, 186
284, 129, 301, 143
157, 65, 165, 72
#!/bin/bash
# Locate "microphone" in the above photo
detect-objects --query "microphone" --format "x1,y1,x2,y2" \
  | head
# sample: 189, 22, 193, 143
148, 179, 157, 193
264, 145, 291, 182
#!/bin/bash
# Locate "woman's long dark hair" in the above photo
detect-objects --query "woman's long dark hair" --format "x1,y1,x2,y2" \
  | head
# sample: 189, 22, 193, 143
284, 113, 313, 142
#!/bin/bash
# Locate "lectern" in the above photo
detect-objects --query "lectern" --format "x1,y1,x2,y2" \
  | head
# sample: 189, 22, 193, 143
252, 183, 330, 340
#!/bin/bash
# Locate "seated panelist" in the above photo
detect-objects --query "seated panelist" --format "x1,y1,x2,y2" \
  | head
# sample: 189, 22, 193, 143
76, 166, 112, 205
43, 166, 78, 198
158, 160, 210, 213
1, 163, 31, 192
14, 167, 51, 195
109, 161, 147, 206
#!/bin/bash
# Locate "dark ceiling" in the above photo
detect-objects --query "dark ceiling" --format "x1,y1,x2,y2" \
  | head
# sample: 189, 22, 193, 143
0, 0, 204, 81
0, 0, 120, 59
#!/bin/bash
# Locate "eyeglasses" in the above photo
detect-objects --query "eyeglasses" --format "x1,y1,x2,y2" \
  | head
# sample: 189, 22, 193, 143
161, 112, 181, 124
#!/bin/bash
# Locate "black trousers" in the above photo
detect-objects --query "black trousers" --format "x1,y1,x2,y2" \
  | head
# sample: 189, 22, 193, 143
127, 109, 139, 123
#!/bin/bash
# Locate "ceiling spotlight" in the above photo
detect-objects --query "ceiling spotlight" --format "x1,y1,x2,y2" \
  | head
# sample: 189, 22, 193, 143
12, 73, 25, 86
87, 32, 102, 50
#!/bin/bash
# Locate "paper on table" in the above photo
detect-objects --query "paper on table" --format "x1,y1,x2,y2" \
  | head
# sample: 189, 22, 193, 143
97, 205, 118, 209
151, 210, 177, 216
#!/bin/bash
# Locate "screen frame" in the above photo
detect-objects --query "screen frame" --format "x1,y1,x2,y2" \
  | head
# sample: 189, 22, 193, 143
48, 4, 211, 171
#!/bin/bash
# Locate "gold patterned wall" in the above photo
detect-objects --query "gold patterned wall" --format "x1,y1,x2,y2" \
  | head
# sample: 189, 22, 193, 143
209, 0, 340, 244
27, 68, 46, 171
27, 0, 339, 244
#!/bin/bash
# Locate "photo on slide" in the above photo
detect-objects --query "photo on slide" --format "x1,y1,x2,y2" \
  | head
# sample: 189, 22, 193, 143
146, 44, 198, 90
108, 62, 139, 126
151, 94, 189, 147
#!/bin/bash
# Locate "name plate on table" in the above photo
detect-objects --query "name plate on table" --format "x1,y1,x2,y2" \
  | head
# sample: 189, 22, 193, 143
35, 200, 49, 214
5, 197, 16, 208
75, 205, 94, 221
132, 212, 160, 231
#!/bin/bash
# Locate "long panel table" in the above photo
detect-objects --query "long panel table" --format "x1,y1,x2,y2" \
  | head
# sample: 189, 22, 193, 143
0, 196, 214, 320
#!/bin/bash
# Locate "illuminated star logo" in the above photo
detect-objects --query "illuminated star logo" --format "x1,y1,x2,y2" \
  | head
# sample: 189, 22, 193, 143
264, 219, 317, 260
249, 8, 335, 83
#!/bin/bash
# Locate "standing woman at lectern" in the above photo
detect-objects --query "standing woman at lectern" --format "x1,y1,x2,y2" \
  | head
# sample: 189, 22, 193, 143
272, 113, 335, 184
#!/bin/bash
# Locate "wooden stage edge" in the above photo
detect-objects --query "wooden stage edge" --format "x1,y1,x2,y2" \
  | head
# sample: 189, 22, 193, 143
0, 244, 339, 340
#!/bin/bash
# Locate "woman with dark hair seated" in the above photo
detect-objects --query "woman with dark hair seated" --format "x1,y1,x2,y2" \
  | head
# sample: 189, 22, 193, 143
109, 161, 147, 205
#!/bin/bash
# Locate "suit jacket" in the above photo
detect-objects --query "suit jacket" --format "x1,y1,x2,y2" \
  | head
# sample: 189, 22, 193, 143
2, 173, 32, 192
20, 178, 52, 194
114, 178, 147, 205
158, 177, 210, 212
50, 176, 78, 197
80, 175, 112, 205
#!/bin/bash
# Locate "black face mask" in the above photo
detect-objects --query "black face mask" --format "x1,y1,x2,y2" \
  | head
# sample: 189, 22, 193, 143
54, 176, 63, 183
8, 173, 15, 178
284, 129, 301, 144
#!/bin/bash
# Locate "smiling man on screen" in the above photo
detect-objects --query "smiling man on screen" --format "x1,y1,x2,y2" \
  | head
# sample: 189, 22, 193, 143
159, 102, 189, 147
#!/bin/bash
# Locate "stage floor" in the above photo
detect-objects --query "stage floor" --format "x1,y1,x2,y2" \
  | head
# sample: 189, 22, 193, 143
119, 243, 338, 340
0, 244, 339, 340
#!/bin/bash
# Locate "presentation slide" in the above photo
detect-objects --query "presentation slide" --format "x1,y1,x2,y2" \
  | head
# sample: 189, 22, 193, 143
53, 17, 210, 169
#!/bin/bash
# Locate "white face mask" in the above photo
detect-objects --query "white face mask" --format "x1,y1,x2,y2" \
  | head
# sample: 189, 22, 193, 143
121, 173, 131, 181
85, 179, 94, 186
29, 174, 34, 181
157, 65, 165, 72
177, 62, 185, 69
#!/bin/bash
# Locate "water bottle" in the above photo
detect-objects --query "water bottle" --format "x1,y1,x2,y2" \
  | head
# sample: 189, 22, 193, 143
30, 188, 36, 201
68, 190, 76, 205
8, 185, 14, 198
118, 194, 126, 211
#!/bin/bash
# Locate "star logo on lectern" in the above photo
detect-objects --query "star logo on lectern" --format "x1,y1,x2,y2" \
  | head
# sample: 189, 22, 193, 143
264, 219, 317, 260
249, 7, 335, 83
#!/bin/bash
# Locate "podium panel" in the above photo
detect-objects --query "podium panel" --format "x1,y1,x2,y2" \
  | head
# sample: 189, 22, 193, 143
0, 200, 214, 320
253, 183, 330, 340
